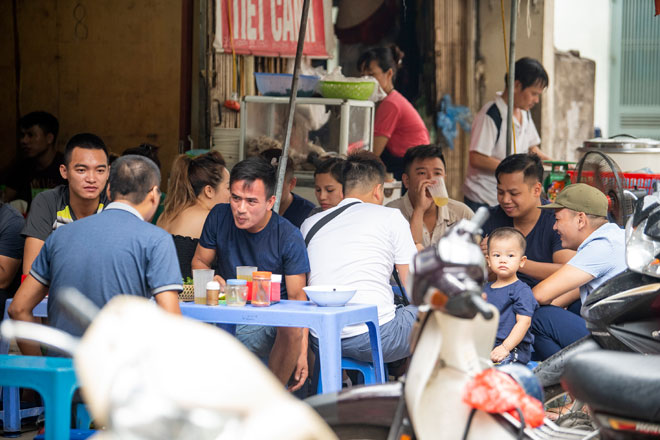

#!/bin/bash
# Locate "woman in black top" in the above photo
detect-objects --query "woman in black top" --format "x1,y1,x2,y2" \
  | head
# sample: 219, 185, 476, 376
157, 151, 229, 278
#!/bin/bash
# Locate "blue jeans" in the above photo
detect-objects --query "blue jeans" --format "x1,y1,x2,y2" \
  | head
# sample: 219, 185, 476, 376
531, 305, 589, 361
235, 324, 277, 362
310, 304, 418, 363
495, 348, 524, 365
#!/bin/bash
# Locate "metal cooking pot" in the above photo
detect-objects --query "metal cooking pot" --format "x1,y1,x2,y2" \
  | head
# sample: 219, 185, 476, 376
579, 135, 660, 172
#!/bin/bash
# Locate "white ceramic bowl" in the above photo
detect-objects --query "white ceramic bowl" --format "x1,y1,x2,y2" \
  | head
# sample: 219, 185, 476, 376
303, 285, 357, 307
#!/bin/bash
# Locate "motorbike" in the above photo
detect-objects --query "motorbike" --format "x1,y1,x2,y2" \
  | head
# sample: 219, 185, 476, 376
310, 201, 660, 440
308, 208, 600, 439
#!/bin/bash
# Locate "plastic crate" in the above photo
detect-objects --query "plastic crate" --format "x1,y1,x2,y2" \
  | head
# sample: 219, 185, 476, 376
254, 73, 318, 97
567, 170, 660, 194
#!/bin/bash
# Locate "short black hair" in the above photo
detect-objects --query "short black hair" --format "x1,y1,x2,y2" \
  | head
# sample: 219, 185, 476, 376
314, 157, 345, 184
487, 227, 527, 254
108, 155, 161, 204
122, 143, 161, 169
64, 133, 109, 165
505, 57, 549, 90
342, 151, 386, 194
230, 156, 277, 199
259, 148, 294, 179
403, 144, 446, 175
18, 111, 59, 144
495, 153, 544, 184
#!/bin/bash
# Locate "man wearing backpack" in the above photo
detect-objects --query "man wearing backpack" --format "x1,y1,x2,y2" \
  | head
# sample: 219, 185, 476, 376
463, 57, 552, 212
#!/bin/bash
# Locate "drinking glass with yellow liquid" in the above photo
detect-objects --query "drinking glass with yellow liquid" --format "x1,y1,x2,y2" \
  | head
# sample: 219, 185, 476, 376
428, 177, 449, 207
192, 269, 215, 305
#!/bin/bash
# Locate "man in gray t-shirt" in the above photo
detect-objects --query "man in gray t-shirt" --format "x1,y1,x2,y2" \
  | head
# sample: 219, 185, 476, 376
21, 133, 109, 276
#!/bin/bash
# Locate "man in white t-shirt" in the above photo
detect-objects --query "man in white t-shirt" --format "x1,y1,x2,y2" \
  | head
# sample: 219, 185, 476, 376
301, 152, 418, 363
463, 57, 551, 212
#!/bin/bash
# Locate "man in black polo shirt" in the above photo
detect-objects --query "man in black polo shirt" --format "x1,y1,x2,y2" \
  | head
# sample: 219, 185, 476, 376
481, 154, 575, 290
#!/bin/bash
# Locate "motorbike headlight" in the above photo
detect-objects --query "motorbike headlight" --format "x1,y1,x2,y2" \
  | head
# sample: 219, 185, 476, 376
626, 218, 660, 277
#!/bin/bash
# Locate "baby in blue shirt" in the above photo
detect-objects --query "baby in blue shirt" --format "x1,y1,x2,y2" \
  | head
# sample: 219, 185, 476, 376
485, 227, 539, 365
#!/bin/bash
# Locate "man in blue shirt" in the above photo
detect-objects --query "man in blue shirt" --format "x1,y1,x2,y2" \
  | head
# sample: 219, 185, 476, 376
192, 157, 310, 390
9, 155, 182, 355
481, 154, 575, 288
531, 183, 627, 359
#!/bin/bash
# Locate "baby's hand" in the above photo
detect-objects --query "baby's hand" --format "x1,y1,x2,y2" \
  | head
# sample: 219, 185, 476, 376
490, 345, 510, 363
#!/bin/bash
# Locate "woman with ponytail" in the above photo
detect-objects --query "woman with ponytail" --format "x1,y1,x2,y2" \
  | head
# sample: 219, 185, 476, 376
158, 151, 229, 278
358, 45, 430, 181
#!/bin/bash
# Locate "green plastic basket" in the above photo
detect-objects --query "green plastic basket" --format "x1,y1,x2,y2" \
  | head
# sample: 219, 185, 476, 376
319, 81, 375, 100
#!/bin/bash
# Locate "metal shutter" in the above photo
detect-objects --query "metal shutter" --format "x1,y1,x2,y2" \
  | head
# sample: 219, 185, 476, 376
609, 0, 660, 139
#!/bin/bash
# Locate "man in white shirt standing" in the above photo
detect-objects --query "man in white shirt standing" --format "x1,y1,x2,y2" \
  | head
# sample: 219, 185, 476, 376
301, 152, 418, 363
463, 57, 551, 212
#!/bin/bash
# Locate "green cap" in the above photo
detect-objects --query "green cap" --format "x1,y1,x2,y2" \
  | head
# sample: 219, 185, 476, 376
538, 183, 608, 217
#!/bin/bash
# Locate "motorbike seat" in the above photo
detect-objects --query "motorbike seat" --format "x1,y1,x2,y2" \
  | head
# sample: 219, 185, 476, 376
561, 351, 660, 423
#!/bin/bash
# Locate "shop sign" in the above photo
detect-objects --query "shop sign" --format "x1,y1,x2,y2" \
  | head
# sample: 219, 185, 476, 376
214, 0, 331, 58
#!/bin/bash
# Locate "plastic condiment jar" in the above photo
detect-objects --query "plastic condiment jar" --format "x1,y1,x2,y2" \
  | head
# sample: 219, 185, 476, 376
226, 279, 248, 306
251, 271, 272, 306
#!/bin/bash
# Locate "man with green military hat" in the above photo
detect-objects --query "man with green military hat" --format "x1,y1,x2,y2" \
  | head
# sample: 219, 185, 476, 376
529, 183, 627, 359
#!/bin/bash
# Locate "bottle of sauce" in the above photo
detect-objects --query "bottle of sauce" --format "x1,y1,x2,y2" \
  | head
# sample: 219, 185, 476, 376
270, 274, 282, 303
206, 280, 221, 306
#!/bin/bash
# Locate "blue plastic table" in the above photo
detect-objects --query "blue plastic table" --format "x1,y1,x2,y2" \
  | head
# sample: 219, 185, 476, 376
179, 300, 385, 394
1, 299, 385, 394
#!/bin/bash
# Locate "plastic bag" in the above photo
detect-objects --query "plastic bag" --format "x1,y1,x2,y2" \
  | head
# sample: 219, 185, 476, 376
436, 94, 472, 149
462, 368, 544, 428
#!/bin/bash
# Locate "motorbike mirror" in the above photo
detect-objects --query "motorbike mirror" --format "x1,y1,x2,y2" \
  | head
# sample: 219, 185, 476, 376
632, 196, 659, 229
646, 208, 660, 240
471, 206, 490, 231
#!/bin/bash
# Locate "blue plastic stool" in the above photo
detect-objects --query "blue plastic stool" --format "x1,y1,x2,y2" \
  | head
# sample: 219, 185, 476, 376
0, 355, 78, 440
0, 386, 44, 434
75, 403, 92, 430
316, 357, 387, 394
